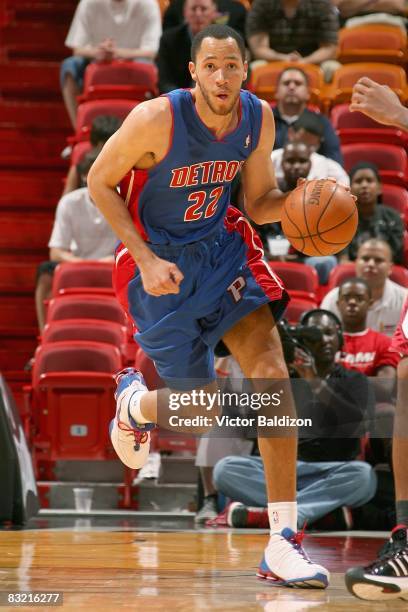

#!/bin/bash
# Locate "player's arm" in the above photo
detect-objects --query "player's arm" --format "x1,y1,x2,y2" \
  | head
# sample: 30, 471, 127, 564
242, 101, 288, 225
87, 98, 183, 296
350, 77, 408, 130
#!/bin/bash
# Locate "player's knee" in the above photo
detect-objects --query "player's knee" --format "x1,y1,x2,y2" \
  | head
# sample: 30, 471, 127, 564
351, 461, 377, 504
249, 359, 289, 380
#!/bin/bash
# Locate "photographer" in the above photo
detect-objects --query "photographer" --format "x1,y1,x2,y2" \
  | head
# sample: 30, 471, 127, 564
212, 309, 377, 530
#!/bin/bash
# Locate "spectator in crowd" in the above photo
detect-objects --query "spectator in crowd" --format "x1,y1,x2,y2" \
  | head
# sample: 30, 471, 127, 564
272, 68, 343, 163
157, 0, 218, 93
246, 0, 340, 81
61, 0, 162, 128
212, 309, 376, 530
321, 238, 408, 336
341, 162, 404, 264
272, 113, 350, 187
336, 277, 399, 378
63, 114, 122, 195
162, 0, 246, 39
34, 151, 117, 331
332, 0, 405, 26
259, 144, 338, 284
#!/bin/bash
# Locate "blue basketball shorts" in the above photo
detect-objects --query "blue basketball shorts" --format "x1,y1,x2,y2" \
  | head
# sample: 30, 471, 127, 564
113, 206, 289, 390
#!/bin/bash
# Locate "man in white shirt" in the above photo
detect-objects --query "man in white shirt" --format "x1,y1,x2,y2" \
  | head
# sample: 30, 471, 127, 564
321, 238, 408, 336
272, 112, 349, 187
61, 0, 162, 127
35, 152, 117, 331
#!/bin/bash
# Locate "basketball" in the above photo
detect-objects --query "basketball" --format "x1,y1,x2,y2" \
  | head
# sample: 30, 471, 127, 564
281, 179, 358, 256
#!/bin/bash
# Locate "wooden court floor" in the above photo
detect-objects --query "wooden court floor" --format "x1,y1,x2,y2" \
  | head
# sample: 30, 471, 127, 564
1, 529, 407, 611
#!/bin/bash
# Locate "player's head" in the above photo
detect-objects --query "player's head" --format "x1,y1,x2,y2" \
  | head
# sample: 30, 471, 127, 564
349, 161, 381, 213
77, 150, 100, 188
337, 277, 372, 331
184, 0, 218, 35
289, 112, 325, 152
301, 309, 343, 367
281, 141, 311, 190
275, 68, 310, 113
355, 238, 393, 290
90, 115, 122, 148
190, 24, 247, 116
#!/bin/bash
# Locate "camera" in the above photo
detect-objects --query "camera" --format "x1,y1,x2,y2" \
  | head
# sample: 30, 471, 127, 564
277, 319, 322, 366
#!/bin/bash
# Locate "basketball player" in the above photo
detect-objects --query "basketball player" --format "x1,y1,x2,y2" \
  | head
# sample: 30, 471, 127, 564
345, 78, 408, 600
88, 24, 330, 588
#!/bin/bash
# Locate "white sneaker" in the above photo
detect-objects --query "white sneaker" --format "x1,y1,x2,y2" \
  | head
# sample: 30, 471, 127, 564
257, 527, 330, 588
133, 452, 161, 484
109, 368, 155, 469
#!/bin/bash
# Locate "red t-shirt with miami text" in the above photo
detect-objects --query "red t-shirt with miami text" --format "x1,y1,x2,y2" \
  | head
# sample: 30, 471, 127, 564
337, 328, 400, 376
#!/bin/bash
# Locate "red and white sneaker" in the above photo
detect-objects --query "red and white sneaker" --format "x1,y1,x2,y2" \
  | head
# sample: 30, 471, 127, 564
109, 368, 155, 469
257, 527, 330, 588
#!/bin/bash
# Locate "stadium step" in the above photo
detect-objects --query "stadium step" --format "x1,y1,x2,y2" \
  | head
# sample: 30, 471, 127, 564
0, 100, 71, 129
0, 170, 63, 208
0, 211, 54, 250
0, 127, 68, 170
8, 1, 76, 24
0, 61, 61, 100
0, 261, 38, 294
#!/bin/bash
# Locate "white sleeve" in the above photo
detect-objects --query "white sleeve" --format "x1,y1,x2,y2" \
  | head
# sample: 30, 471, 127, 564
65, 0, 92, 49
137, 0, 162, 53
320, 288, 341, 317
327, 159, 350, 187
48, 196, 74, 250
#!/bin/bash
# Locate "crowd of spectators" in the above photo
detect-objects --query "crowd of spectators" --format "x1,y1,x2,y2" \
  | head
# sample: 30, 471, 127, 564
49, 0, 408, 527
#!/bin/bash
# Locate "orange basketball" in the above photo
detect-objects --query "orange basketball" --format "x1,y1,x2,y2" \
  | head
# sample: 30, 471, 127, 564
281, 179, 358, 256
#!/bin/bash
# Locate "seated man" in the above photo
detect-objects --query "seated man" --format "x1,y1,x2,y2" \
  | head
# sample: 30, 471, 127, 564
157, 0, 218, 93
261, 140, 338, 284
321, 238, 408, 336
272, 113, 349, 187
213, 309, 377, 529
272, 68, 343, 163
61, 0, 162, 128
162, 0, 247, 38
35, 151, 117, 331
246, 0, 340, 81
341, 161, 404, 265
336, 277, 399, 378
63, 114, 122, 195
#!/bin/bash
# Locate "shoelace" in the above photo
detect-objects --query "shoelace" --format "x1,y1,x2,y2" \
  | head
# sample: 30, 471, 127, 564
288, 523, 312, 564
118, 420, 148, 451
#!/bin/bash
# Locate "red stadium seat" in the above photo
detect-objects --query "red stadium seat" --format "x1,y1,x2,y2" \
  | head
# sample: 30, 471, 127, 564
324, 63, 406, 110
46, 294, 127, 326
285, 297, 318, 323
30, 341, 121, 461
80, 61, 158, 102
70, 141, 92, 167
327, 262, 408, 290
269, 261, 318, 296
51, 261, 114, 297
42, 319, 128, 363
381, 184, 408, 223
337, 24, 407, 65
330, 103, 407, 148
74, 99, 137, 142
342, 143, 408, 187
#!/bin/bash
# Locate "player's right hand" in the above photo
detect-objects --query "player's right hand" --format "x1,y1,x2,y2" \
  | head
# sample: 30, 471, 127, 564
139, 255, 184, 297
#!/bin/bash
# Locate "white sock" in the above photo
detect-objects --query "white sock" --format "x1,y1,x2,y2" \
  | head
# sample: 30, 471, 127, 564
127, 389, 151, 424
268, 502, 297, 535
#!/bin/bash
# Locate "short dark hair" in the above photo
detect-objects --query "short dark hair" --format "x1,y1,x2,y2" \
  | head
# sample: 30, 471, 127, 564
339, 276, 372, 298
77, 150, 99, 177
191, 24, 246, 63
90, 115, 122, 147
277, 67, 309, 87
349, 161, 381, 184
293, 112, 325, 139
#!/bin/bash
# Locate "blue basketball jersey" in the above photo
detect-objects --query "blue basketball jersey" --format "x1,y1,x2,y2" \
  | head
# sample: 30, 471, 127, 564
123, 88, 263, 245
